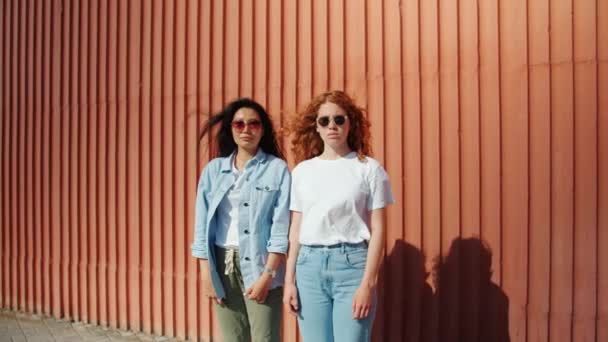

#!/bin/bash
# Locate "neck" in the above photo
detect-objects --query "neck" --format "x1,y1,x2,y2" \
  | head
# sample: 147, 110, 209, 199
318, 143, 352, 160
235, 147, 257, 169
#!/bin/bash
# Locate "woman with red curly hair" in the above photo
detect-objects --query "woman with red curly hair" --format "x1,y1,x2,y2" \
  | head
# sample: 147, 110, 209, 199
283, 91, 394, 341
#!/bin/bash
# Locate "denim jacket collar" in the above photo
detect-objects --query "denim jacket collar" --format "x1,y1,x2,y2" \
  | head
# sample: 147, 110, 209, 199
219, 149, 268, 173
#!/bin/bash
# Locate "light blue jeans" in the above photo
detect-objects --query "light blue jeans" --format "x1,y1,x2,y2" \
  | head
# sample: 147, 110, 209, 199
296, 242, 376, 342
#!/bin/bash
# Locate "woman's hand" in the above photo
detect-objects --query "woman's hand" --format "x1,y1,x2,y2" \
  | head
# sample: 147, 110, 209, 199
352, 285, 373, 319
244, 273, 273, 303
199, 259, 223, 306
282, 283, 299, 316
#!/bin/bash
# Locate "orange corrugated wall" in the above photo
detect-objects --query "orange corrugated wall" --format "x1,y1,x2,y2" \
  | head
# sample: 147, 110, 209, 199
1, 0, 607, 341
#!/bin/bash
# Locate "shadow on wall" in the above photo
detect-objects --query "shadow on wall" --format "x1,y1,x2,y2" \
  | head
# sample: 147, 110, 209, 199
384, 238, 510, 342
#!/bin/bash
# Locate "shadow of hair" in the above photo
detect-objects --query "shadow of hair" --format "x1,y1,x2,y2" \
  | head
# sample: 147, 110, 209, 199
433, 237, 510, 342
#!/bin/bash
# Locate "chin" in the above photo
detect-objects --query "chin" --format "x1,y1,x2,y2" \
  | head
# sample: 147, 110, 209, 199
239, 142, 258, 150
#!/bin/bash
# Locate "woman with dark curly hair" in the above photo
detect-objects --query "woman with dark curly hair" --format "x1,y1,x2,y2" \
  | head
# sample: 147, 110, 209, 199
191, 98, 290, 342
283, 91, 394, 341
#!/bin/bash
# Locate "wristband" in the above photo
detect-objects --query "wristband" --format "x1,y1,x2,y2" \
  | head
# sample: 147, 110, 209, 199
263, 266, 276, 278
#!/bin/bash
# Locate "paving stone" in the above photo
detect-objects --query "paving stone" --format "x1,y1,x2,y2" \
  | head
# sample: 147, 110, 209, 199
49, 328, 79, 337
25, 337, 54, 342
22, 328, 47, 337
55, 336, 83, 342
0, 322, 19, 329
80, 338, 110, 342
4, 329, 23, 337
0, 311, 189, 342
70, 322, 85, 328
85, 328, 109, 337
134, 333, 154, 341
18, 321, 45, 329
44, 322, 70, 329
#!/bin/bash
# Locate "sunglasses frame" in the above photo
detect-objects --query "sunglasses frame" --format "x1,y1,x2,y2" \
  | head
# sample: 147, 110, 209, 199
316, 115, 347, 127
231, 119, 262, 132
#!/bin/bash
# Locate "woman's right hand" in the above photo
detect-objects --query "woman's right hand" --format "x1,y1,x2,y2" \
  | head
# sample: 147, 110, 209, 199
199, 259, 223, 305
282, 283, 299, 316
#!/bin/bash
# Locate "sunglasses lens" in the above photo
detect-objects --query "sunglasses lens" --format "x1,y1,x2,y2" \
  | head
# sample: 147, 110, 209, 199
232, 120, 262, 132
232, 121, 246, 131
248, 120, 262, 130
334, 115, 346, 125
317, 117, 330, 127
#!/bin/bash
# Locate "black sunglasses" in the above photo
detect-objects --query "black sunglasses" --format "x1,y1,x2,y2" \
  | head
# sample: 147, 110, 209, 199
317, 115, 347, 127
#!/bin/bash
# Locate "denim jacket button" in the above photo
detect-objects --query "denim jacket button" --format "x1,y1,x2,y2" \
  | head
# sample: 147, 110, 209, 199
243, 202, 249, 207
244, 229, 249, 234
244, 257, 250, 261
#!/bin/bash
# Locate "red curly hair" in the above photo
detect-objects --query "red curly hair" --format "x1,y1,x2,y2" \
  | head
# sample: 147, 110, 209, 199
288, 90, 373, 164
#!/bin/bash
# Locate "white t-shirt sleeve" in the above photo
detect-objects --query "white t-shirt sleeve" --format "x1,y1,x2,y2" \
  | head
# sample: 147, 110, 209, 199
367, 165, 395, 210
289, 167, 303, 212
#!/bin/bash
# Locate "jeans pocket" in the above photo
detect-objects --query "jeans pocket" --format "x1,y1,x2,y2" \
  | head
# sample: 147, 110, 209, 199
345, 249, 367, 269
296, 248, 310, 265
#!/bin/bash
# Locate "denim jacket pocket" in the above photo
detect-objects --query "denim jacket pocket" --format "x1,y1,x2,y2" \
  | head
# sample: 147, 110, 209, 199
254, 182, 280, 212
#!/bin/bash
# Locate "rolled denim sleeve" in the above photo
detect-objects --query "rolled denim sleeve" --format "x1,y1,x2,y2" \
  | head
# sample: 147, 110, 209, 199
191, 164, 212, 259
266, 165, 291, 254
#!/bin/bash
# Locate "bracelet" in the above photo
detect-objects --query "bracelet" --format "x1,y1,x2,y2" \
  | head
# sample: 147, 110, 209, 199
263, 266, 276, 278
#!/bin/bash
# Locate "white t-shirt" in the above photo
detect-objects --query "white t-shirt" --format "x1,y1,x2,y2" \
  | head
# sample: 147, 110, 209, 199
290, 152, 395, 245
215, 157, 247, 248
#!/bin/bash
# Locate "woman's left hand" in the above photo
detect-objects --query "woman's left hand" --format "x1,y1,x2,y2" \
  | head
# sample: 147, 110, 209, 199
352, 285, 373, 320
244, 273, 273, 303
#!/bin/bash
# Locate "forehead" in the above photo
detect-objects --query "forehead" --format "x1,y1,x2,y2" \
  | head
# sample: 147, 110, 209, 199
317, 101, 346, 116
234, 107, 260, 121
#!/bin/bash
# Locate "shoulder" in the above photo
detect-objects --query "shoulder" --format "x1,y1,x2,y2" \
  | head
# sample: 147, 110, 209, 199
292, 158, 316, 177
263, 155, 290, 177
264, 154, 288, 169
201, 156, 226, 176
360, 155, 383, 170
344, 154, 382, 170
354, 156, 388, 180
207, 156, 225, 169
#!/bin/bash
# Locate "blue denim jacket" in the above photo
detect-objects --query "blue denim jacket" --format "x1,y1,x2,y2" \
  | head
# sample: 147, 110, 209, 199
191, 149, 291, 299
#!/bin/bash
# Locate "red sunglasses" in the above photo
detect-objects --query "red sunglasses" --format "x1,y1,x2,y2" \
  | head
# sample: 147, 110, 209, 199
232, 119, 262, 132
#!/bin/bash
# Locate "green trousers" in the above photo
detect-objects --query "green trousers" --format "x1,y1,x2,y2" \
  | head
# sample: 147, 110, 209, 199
214, 247, 283, 342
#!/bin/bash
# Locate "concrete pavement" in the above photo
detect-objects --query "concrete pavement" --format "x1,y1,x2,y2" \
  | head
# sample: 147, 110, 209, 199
0, 310, 181, 342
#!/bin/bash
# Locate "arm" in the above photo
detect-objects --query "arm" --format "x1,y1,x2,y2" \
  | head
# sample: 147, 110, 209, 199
244, 252, 284, 302
191, 165, 212, 259
283, 211, 302, 316
266, 165, 291, 254
245, 166, 291, 302
191, 164, 221, 303
352, 208, 385, 319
